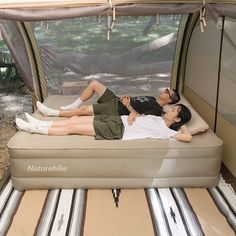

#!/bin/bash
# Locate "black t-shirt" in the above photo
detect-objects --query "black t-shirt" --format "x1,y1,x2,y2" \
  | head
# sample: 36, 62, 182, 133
118, 96, 163, 116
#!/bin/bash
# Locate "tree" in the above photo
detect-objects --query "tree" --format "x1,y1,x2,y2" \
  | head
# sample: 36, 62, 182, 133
40, 33, 175, 76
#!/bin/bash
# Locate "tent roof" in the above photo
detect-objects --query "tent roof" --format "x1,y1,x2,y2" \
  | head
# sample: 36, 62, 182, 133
0, 1, 235, 22
0, 0, 236, 9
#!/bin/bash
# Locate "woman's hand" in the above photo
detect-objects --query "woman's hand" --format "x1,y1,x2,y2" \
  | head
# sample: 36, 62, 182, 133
173, 125, 192, 142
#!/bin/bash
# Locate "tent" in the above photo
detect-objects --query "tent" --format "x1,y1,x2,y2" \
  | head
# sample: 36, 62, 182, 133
0, 0, 236, 177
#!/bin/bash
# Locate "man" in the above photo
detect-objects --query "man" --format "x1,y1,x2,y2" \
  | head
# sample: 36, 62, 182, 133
37, 80, 180, 125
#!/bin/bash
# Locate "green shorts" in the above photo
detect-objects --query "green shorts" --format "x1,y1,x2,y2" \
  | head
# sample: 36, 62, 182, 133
93, 115, 124, 140
93, 89, 120, 116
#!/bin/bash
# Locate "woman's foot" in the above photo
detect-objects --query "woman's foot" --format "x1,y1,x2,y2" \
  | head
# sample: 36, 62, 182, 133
16, 118, 33, 133
25, 112, 52, 127
16, 118, 49, 134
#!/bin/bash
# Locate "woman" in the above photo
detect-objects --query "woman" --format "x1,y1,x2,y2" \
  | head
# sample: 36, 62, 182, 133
15, 104, 192, 142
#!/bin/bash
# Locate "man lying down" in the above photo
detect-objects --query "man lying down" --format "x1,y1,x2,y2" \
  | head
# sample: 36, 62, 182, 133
15, 103, 192, 142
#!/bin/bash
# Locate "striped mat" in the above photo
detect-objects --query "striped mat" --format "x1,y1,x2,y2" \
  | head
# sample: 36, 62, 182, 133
0, 177, 235, 236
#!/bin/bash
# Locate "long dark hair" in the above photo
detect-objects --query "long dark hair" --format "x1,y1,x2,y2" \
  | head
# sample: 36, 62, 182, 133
169, 104, 191, 131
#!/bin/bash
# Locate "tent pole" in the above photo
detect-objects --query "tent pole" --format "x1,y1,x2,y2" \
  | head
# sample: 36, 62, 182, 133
23, 22, 48, 101
171, 14, 188, 90
176, 12, 199, 93
214, 16, 225, 132
17, 22, 43, 102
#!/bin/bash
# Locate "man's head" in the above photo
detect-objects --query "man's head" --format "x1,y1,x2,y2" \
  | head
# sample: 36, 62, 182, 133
159, 88, 180, 105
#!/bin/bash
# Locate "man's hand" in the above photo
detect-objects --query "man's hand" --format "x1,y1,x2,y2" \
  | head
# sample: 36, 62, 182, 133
119, 96, 131, 106
127, 111, 137, 126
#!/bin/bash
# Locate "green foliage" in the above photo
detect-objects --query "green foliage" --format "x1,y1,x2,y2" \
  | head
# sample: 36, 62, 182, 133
0, 39, 24, 92
0, 39, 9, 53
34, 15, 181, 54
0, 40, 5, 49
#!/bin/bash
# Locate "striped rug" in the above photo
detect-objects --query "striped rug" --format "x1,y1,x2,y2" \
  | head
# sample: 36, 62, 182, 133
0, 176, 235, 236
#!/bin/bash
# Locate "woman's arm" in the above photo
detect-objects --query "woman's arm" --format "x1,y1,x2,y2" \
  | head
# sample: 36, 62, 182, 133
127, 110, 139, 125
120, 96, 143, 125
172, 125, 192, 142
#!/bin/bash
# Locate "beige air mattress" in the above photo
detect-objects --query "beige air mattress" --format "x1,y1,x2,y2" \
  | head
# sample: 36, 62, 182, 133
7, 95, 223, 190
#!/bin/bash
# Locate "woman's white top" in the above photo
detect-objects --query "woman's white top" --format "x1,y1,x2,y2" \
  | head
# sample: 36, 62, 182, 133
121, 115, 178, 140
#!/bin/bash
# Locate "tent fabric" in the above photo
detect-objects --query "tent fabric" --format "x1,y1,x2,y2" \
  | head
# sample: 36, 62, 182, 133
24, 22, 48, 100
184, 14, 236, 125
0, 0, 236, 9
116, 4, 202, 14
0, 21, 34, 92
0, 4, 203, 21
170, 14, 189, 89
0, 6, 109, 21
207, 3, 236, 19
0, 3, 236, 21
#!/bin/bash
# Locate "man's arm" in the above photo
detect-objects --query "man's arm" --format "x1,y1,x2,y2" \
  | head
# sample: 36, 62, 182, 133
172, 125, 192, 142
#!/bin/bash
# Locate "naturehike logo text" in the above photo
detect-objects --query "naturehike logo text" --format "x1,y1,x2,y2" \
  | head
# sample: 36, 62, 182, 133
27, 165, 68, 172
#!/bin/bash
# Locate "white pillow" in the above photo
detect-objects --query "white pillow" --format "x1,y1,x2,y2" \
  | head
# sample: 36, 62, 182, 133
185, 107, 209, 135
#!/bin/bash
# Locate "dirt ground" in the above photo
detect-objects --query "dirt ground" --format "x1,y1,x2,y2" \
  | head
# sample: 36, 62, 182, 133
0, 91, 32, 179
0, 123, 16, 178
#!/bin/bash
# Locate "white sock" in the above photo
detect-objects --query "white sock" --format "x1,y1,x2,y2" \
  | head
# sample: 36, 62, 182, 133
60, 98, 83, 110
16, 118, 33, 133
16, 118, 49, 135
37, 101, 59, 116
25, 112, 53, 127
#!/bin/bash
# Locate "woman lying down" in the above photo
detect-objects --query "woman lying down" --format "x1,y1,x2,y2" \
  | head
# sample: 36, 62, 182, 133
15, 103, 192, 142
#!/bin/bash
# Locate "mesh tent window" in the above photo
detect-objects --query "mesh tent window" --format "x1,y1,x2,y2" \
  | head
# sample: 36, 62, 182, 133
32, 15, 182, 96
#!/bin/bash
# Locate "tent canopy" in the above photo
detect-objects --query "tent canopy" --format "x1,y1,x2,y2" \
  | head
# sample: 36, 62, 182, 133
0, 0, 235, 10
0, 1, 235, 21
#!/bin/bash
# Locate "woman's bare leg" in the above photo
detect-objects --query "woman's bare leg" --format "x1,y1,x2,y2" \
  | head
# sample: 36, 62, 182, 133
16, 116, 96, 136
48, 117, 96, 136
51, 116, 94, 127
